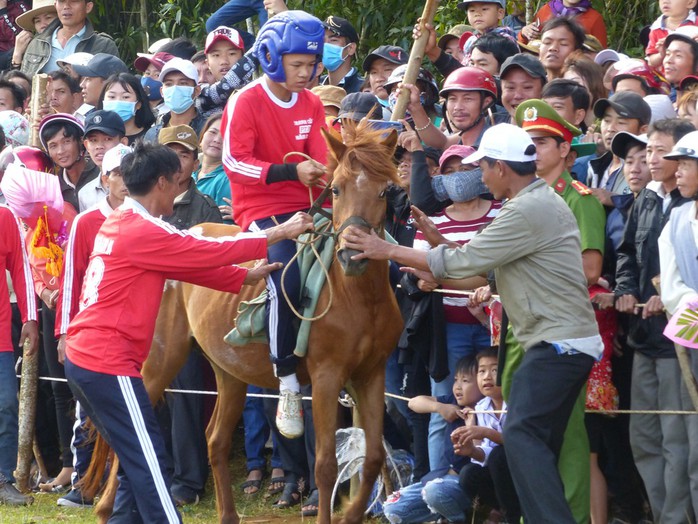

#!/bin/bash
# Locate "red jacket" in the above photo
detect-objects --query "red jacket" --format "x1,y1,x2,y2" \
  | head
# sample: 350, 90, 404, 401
0, 1, 29, 52
518, 3, 607, 48
221, 78, 327, 230
66, 198, 267, 377
55, 198, 111, 337
0, 204, 37, 352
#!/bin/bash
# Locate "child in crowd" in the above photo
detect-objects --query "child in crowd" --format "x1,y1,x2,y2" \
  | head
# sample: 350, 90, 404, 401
646, 0, 698, 69
454, 348, 520, 523
382, 356, 482, 524
519, 0, 607, 48
457, 0, 516, 64
77, 110, 128, 211
204, 26, 245, 83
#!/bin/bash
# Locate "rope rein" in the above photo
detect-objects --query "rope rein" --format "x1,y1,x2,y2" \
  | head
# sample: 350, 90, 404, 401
276, 151, 335, 322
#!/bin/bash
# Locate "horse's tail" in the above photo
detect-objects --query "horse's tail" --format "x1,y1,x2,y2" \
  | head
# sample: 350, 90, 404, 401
77, 424, 111, 500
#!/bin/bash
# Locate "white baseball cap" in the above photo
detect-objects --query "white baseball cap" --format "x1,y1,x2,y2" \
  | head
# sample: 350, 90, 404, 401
205, 26, 244, 53
462, 124, 537, 164
57, 52, 94, 69
159, 57, 199, 84
102, 144, 133, 175
594, 49, 628, 66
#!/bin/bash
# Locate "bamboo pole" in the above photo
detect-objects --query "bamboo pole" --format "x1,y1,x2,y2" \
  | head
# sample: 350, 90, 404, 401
29, 74, 48, 149
140, 0, 149, 54
390, 0, 440, 122
14, 341, 38, 493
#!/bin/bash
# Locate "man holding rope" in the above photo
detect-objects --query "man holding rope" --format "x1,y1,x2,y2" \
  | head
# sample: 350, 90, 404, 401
64, 141, 312, 523
344, 123, 602, 523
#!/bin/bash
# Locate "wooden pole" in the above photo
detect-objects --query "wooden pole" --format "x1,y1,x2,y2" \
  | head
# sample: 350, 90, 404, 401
390, 0, 440, 122
526, 0, 534, 24
14, 341, 38, 493
140, 0, 149, 53
673, 343, 698, 410
29, 74, 48, 149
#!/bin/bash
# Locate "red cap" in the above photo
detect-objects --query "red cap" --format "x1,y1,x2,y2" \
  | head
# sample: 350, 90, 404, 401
205, 26, 244, 54
458, 32, 474, 52
134, 51, 175, 73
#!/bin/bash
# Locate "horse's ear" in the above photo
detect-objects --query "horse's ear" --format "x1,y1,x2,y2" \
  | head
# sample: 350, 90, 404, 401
382, 128, 398, 155
321, 127, 347, 161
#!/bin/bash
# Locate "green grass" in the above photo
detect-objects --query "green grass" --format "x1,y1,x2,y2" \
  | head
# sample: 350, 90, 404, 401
0, 429, 318, 523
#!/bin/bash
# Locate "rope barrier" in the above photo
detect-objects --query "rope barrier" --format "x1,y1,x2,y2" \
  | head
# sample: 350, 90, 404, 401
20, 375, 698, 415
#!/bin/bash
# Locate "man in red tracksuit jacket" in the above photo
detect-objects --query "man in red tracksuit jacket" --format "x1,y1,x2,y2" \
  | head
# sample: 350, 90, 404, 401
0, 204, 38, 506
64, 141, 312, 523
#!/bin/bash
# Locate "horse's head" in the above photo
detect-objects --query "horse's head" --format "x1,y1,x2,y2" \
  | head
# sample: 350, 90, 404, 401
323, 121, 400, 276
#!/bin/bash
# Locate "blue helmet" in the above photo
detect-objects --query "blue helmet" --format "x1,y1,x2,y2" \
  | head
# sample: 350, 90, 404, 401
256, 10, 325, 83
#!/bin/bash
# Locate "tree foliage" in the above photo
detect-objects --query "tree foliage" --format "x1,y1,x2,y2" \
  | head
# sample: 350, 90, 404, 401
90, 0, 658, 68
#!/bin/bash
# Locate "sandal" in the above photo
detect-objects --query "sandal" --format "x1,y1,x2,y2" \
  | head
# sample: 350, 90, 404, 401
272, 479, 304, 509
266, 474, 286, 496
301, 488, 319, 517
240, 469, 266, 495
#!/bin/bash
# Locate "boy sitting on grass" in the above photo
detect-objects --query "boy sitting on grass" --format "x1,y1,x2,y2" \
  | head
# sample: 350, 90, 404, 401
382, 356, 482, 524
453, 348, 521, 523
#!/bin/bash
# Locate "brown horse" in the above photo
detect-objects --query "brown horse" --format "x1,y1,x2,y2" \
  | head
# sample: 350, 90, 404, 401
86, 121, 404, 524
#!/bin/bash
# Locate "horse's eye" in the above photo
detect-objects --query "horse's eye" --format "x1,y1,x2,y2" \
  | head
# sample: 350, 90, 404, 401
331, 186, 339, 196
378, 189, 386, 199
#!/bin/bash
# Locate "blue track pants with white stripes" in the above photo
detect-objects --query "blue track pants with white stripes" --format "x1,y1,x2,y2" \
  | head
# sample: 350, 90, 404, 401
65, 358, 182, 524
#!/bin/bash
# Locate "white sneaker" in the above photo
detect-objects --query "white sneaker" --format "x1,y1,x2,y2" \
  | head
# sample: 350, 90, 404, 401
276, 389, 304, 438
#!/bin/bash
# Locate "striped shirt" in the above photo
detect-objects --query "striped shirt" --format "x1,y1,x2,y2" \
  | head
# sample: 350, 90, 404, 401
414, 200, 501, 323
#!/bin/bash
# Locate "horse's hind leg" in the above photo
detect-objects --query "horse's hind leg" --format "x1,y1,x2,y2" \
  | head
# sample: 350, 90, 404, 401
206, 362, 248, 524
311, 372, 344, 524
337, 367, 387, 524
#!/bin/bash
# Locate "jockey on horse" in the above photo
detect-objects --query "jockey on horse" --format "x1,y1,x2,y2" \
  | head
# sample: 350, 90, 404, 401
221, 10, 328, 439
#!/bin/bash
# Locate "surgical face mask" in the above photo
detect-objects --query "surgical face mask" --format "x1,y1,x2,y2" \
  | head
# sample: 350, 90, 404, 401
162, 85, 195, 114
140, 76, 163, 101
322, 43, 349, 72
103, 100, 137, 122
432, 168, 487, 202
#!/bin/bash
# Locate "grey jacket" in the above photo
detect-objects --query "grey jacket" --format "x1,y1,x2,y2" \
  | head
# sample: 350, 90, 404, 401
427, 178, 600, 355
21, 18, 118, 77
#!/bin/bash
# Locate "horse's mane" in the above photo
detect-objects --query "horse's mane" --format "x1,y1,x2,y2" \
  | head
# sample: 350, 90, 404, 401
329, 120, 401, 186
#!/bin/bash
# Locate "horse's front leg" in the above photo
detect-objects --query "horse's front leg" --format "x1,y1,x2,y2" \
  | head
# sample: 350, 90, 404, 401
337, 365, 387, 524
310, 368, 344, 524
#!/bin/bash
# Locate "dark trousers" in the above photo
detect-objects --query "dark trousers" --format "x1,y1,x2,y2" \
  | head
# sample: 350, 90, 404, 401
65, 358, 181, 524
261, 387, 313, 488
503, 342, 594, 524
249, 213, 300, 378
460, 446, 521, 523
167, 347, 208, 496
41, 306, 75, 467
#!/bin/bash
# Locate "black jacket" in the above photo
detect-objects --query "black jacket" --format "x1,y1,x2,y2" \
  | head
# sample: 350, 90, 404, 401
163, 180, 223, 231
397, 273, 448, 382
615, 186, 690, 357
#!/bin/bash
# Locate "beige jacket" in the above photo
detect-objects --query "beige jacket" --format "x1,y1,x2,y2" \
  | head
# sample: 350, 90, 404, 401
427, 178, 600, 356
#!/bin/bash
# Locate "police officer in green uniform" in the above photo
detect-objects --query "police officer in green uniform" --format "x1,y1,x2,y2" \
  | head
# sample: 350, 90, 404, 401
498, 99, 606, 524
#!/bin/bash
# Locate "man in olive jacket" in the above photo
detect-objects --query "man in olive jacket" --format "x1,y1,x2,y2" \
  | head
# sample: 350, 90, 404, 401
21, 0, 118, 77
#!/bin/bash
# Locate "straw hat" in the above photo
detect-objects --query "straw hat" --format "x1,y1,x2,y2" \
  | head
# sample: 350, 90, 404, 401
16, 0, 57, 32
